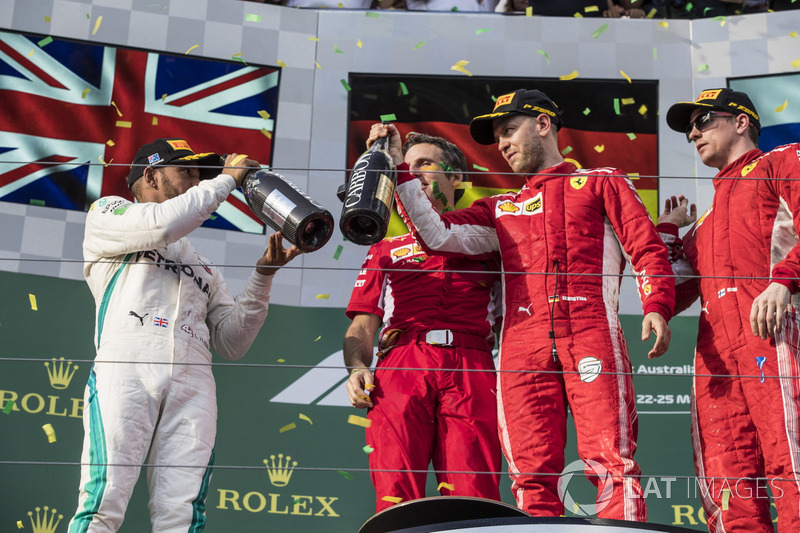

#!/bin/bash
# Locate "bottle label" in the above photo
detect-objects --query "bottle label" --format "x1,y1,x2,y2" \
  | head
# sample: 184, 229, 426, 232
262, 188, 297, 226
376, 174, 395, 209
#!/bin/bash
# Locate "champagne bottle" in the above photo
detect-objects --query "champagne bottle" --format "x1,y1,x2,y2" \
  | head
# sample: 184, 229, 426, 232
339, 135, 397, 246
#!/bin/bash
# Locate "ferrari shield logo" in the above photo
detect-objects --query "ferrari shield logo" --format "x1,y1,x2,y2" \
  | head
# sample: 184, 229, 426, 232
570, 176, 587, 190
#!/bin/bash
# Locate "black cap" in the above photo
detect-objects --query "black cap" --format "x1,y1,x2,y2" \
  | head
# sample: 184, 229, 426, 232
127, 138, 220, 189
666, 88, 761, 134
470, 89, 563, 145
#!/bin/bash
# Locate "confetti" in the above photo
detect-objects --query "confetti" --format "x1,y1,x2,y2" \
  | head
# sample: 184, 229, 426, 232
638, 104, 648, 116
399, 82, 408, 95
628, 173, 640, 179
380, 113, 397, 122
299, 413, 313, 425
437, 482, 455, 491
308, 37, 319, 42
476, 28, 491, 35
98, 155, 113, 168
232, 53, 247, 65
573, 12, 583, 18
315, 294, 328, 300
561, 146, 573, 155
92, 15, 103, 35
42, 423, 56, 443
30, 199, 45, 206
613, 98, 621, 115
185, 44, 199, 55
365, 11, 380, 17
357, 39, 363, 48
721, 489, 731, 510
338, 470, 354, 480
620, 70, 632, 84
116, 121, 132, 128
450, 60, 472, 76
594, 145, 605, 153
314, 61, 322, 69
413, 41, 425, 50
333, 245, 343, 260
161, 93, 168, 102
381, 496, 403, 503
627, 133, 637, 140
111, 101, 123, 117
454, 182, 472, 189
45, 16, 51, 22
29, 294, 38, 311
697, 64, 710, 72
585, 5, 599, 12
776, 99, 789, 112
340, 79, 351, 92
106, 139, 115, 146
314, 335, 322, 342
582, 108, 591, 116
363, 445, 374, 454
537, 49, 550, 64
646, 8, 657, 18
245, 14, 262, 22
277, 60, 286, 68
592, 24, 609, 39
621, 97, 635, 105
38, 36, 53, 47
791, 32, 798, 39
258, 110, 271, 120
559, 70, 579, 81
260, 128, 272, 139
279, 422, 297, 433
152, 117, 158, 126
712, 15, 726, 26
3, 400, 14, 414
792, 58, 800, 69
473, 164, 489, 171
653, 47, 657, 60
277, 358, 286, 363
658, 21, 669, 28
348, 414, 372, 428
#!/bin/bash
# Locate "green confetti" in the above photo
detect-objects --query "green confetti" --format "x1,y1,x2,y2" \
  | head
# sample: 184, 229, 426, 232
592, 23, 608, 39
413, 41, 425, 50
245, 13, 262, 22
365, 11, 380, 17
613, 98, 621, 115
450, 6, 458, 10
399, 82, 408, 95
472, 164, 489, 171
653, 47, 657, 60
37, 36, 53, 47
363, 445, 374, 454
582, 107, 591, 115
232, 55, 247, 65
686, 2, 693, 11
340, 79, 351, 92
431, 181, 448, 208
333, 45, 344, 54
476, 28, 491, 35
380, 113, 397, 122
537, 49, 550, 64
333, 245, 343, 260
491, 95, 497, 102
338, 470, 354, 480
209, 214, 217, 220
293, 498, 302, 505
712, 15, 726, 23
703, 7, 712, 15
697, 64, 709, 72
86, 13, 90, 19
627, 133, 637, 140
3, 400, 13, 415
561, 146, 573, 155
30, 199, 45, 206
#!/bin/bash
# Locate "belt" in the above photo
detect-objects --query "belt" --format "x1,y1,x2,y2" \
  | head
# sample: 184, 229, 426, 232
393, 329, 492, 352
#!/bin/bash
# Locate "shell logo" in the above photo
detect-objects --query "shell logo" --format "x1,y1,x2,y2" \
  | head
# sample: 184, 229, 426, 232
497, 202, 520, 213
392, 247, 411, 258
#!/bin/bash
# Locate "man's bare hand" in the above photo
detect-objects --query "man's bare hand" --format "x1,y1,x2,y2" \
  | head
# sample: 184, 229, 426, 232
750, 282, 792, 339
223, 153, 260, 188
658, 195, 697, 228
642, 312, 671, 359
347, 368, 375, 409
256, 232, 301, 277
367, 123, 404, 167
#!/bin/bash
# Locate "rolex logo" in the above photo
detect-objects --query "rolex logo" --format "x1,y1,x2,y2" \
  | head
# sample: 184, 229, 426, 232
44, 357, 79, 390
28, 506, 63, 533
264, 453, 297, 487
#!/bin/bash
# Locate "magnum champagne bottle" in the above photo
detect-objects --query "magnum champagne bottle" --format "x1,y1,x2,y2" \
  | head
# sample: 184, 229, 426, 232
339, 135, 397, 246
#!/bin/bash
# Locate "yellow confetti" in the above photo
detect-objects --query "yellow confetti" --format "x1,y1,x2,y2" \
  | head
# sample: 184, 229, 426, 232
92, 15, 102, 35
348, 414, 372, 428
564, 157, 582, 169
152, 117, 158, 126
315, 61, 322, 69
646, 7, 657, 18
450, 60, 472, 77
658, 21, 669, 28
28, 49, 34, 57
574, 12, 584, 18
721, 489, 731, 511
791, 31, 798, 39
792, 58, 800, 69
111, 101, 123, 117
585, 5, 599, 11
315, 293, 329, 299
381, 496, 403, 504
365, 383, 375, 391
314, 335, 322, 342
106, 139, 115, 146
161, 93, 168, 102
29, 294, 38, 310
638, 104, 648, 116
116, 121, 132, 128
620, 70, 632, 83
594, 145, 605, 153
260, 128, 272, 139
81, 88, 91, 99
299, 413, 313, 425
628, 173, 640, 179
776, 99, 789, 113
42, 423, 56, 443
309, 37, 319, 41
621, 97, 635, 105
455, 182, 472, 189
357, 39, 363, 48
185, 44, 199, 55
277, 358, 286, 362
98, 156, 113, 168
279, 422, 297, 433
278, 60, 286, 68
559, 70, 579, 81
437, 482, 455, 491
44, 16, 51, 22
525, 6, 532, 16
258, 110, 271, 120
17, 520, 23, 529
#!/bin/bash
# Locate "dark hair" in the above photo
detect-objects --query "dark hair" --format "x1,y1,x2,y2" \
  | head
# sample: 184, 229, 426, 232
402, 133, 468, 204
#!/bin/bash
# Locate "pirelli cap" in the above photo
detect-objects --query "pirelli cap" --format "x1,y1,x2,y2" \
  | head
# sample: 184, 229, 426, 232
470, 89, 563, 145
127, 138, 220, 189
666, 88, 761, 134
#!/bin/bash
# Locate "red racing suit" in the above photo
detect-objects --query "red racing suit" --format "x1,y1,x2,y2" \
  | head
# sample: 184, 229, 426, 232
659, 145, 800, 533
346, 232, 502, 512
395, 161, 675, 520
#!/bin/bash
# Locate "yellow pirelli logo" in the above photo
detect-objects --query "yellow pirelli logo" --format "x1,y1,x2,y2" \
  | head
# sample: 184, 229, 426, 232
696, 89, 722, 102
167, 139, 192, 151
494, 92, 516, 111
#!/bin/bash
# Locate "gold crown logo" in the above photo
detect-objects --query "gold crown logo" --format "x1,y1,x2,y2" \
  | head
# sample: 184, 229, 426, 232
44, 357, 79, 390
28, 506, 63, 533
264, 453, 297, 487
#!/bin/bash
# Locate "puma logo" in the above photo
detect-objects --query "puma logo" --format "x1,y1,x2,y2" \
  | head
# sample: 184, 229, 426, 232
129, 311, 148, 326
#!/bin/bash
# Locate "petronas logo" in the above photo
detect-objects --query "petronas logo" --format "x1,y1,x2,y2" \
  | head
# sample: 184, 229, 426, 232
44, 357, 79, 390
27, 506, 63, 533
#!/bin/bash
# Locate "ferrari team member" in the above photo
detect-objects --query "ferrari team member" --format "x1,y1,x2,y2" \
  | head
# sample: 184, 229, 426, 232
375, 89, 675, 520
344, 133, 502, 512
660, 88, 800, 532
68, 139, 300, 532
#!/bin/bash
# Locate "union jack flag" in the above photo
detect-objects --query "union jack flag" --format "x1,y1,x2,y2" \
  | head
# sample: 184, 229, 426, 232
153, 317, 169, 328
0, 31, 280, 233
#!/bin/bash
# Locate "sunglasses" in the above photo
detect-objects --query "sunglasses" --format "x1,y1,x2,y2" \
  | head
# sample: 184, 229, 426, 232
685, 110, 734, 142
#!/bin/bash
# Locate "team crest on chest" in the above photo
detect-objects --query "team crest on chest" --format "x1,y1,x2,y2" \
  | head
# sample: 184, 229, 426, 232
570, 176, 587, 190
